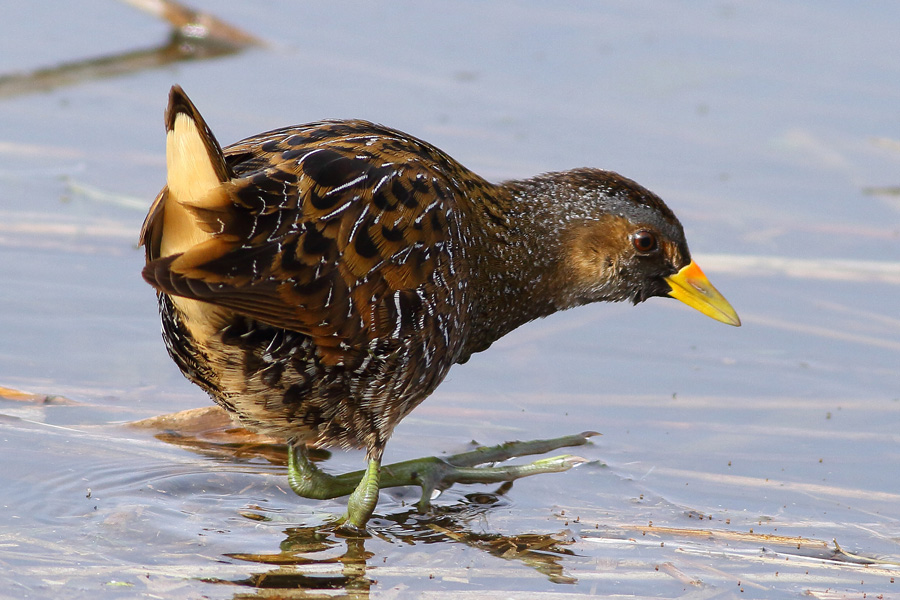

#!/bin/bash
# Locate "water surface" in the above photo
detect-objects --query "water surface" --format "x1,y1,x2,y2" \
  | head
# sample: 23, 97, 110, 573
0, 2, 898, 598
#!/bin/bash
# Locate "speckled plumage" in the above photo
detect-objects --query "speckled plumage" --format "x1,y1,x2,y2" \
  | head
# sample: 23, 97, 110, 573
141, 86, 731, 471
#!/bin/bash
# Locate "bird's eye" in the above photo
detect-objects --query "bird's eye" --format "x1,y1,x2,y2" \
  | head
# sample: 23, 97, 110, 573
631, 230, 658, 254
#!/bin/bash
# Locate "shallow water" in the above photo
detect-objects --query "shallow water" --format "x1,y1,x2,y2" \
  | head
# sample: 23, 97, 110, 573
0, 1, 898, 598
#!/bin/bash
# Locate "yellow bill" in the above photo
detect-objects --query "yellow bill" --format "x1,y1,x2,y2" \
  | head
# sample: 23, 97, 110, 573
665, 260, 741, 326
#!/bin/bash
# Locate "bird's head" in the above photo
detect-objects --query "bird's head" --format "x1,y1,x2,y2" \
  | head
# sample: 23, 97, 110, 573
552, 169, 740, 326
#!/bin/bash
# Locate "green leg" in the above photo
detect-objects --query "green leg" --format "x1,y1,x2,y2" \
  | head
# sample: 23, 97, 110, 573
287, 444, 381, 531
343, 458, 381, 530
287, 443, 365, 499
286, 431, 597, 529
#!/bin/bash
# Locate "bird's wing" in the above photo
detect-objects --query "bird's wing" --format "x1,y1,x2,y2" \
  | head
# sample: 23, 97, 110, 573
143, 89, 477, 366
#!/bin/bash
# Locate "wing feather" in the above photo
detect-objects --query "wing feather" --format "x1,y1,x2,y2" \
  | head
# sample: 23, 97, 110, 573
143, 117, 478, 366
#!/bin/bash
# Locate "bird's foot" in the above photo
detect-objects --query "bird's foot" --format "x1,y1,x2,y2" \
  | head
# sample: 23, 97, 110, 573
287, 431, 598, 529
388, 431, 599, 509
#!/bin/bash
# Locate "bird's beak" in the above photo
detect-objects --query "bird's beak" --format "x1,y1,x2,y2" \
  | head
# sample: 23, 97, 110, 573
665, 260, 741, 326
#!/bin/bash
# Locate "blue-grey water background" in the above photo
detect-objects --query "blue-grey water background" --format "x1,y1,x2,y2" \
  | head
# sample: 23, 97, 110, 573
0, 2, 897, 598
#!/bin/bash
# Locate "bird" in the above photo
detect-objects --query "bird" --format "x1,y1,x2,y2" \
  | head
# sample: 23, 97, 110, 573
141, 85, 740, 531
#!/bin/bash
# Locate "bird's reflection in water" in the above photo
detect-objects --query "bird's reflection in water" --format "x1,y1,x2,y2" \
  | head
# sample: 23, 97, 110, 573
210, 490, 578, 598
135, 409, 581, 595
220, 532, 373, 599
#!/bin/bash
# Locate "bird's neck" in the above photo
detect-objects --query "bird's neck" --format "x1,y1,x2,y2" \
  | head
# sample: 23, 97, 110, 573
458, 176, 587, 359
